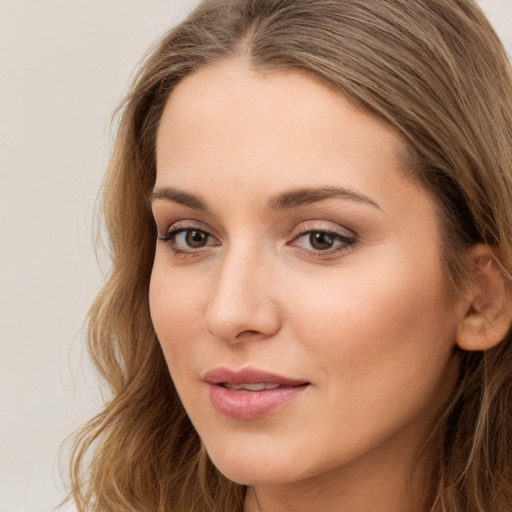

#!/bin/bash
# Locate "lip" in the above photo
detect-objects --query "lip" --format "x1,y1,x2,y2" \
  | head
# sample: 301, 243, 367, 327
203, 367, 310, 420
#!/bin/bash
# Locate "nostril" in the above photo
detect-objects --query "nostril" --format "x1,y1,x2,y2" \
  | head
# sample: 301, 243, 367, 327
234, 329, 264, 340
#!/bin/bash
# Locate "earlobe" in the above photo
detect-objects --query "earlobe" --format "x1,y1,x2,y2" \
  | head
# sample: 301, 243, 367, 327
456, 245, 512, 352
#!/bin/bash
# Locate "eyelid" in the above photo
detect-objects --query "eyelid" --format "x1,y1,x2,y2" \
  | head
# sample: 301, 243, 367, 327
157, 220, 220, 256
289, 221, 357, 258
156, 219, 214, 237
293, 221, 357, 238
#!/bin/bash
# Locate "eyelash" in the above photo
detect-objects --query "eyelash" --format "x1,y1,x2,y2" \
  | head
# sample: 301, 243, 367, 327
157, 226, 218, 257
291, 227, 356, 258
157, 224, 357, 259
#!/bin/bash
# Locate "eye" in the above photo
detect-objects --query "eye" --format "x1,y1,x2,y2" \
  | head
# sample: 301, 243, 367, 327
158, 226, 219, 255
306, 231, 338, 251
291, 229, 356, 256
178, 229, 210, 248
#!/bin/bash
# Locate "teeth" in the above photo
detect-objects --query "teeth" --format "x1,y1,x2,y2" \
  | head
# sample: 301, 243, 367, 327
223, 383, 282, 391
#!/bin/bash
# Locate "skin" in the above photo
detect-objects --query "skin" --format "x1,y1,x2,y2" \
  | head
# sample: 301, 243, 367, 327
149, 61, 464, 512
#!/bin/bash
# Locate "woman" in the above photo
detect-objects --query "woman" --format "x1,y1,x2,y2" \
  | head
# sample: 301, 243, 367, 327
68, 0, 512, 510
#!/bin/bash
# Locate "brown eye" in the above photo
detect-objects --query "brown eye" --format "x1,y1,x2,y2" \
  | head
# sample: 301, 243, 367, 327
185, 230, 209, 248
158, 226, 218, 254
309, 231, 335, 250
290, 228, 356, 257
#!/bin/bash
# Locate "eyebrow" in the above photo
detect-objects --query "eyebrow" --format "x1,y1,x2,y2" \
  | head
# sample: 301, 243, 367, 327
266, 187, 382, 212
149, 185, 382, 212
149, 187, 208, 211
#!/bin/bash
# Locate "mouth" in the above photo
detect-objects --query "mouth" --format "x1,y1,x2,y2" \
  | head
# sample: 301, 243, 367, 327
203, 367, 310, 419
219, 382, 287, 391
203, 366, 309, 387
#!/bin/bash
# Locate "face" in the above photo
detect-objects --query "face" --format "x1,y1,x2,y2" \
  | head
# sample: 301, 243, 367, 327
150, 62, 461, 494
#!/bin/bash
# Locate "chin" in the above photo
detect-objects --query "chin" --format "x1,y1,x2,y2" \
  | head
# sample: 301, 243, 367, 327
204, 438, 303, 486
211, 461, 298, 487
206, 451, 273, 486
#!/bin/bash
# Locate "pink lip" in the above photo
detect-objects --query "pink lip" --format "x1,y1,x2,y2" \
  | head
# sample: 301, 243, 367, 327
203, 367, 310, 420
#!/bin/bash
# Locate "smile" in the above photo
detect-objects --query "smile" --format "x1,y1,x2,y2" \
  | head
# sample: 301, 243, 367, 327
203, 367, 310, 420
220, 383, 282, 391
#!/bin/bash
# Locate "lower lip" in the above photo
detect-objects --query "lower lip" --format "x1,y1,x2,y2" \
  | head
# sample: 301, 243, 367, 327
207, 384, 309, 420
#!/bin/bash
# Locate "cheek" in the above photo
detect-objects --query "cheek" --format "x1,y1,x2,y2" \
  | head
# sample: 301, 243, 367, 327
274, 258, 459, 468
149, 258, 208, 370
284, 249, 458, 401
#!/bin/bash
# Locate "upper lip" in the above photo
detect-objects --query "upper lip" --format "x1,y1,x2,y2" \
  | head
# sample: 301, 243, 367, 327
203, 367, 309, 386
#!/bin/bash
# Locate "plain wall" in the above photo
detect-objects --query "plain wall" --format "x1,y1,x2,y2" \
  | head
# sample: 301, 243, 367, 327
0, 1, 510, 511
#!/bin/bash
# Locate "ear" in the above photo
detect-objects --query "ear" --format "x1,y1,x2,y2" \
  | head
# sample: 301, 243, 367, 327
456, 245, 512, 351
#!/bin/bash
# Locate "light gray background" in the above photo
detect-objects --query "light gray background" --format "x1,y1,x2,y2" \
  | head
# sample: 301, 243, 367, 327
0, 1, 510, 511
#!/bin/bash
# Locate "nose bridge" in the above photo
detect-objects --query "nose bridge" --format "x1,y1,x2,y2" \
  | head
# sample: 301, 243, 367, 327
205, 241, 280, 343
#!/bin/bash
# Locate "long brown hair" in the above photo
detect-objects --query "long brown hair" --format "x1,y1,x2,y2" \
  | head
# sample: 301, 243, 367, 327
67, 0, 512, 510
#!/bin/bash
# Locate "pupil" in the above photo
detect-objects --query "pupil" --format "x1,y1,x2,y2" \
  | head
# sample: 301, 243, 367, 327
186, 230, 207, 248
310, 231, 333, 250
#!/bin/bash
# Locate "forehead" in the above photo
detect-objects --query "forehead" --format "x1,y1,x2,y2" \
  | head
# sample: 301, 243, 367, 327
160, 61, 402, 174
155, 60, 423, 216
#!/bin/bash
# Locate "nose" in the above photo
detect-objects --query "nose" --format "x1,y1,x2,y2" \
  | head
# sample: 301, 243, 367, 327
205, 248, 281, 344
